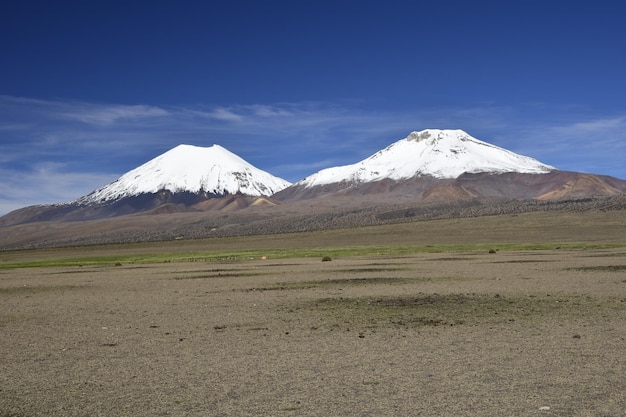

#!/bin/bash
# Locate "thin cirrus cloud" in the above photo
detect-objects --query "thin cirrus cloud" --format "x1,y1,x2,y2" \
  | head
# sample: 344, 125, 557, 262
1, 95, 625, 216
0, 163, 118, 215
0, 95, 167, 125
60, 104, 170, 125
512, 115, 626, 174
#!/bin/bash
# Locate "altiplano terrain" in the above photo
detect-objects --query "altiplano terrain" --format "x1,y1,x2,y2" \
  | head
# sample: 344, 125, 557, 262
1, 210, 625, 416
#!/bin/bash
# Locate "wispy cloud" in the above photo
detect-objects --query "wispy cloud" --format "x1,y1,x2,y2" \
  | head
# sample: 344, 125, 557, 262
509, 115, 626, 174
1, 95, 625, 216
250, 105, 293, 117
0, 163, 117, 215
61, 104, 170, 125
198, 107, 245, 122
0, 95, 169, 125
561, 116, 626, 133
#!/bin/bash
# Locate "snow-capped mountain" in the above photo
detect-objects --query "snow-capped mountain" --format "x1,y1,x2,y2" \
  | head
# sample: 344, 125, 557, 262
296, 129, 555, 188
76, 144, 291, 204
2, 129, 626, 239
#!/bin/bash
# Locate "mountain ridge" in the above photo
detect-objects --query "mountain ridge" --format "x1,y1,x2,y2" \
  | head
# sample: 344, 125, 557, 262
2, 195, 625, 250
1, 129, 625, 232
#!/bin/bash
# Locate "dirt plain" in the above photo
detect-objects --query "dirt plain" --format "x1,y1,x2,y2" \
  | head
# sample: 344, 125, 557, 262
1, 210, 625, 416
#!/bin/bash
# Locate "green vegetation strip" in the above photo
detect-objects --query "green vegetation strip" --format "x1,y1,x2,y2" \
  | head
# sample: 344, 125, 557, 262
1, 242, 623, 270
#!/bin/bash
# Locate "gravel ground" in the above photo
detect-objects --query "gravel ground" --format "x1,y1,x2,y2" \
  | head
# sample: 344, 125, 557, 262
1, 248, 625, 416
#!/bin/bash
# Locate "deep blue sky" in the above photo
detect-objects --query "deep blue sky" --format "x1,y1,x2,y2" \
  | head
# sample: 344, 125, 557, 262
1, 1, 625, 215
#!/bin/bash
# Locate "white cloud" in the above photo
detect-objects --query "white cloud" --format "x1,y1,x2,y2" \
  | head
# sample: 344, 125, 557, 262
494, 114, 626, 176
0, 95, 170, 127
61, 104, 170, 125
0, 163, 118, 216
562, 116, 626, 133
250, 105, 293, 117
542, 116, 626, 151
204, 107, 245, 122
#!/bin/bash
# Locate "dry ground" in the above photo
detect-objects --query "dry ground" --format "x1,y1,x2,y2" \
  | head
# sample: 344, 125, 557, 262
2, 196, 625, 250
1, 245, 625, 416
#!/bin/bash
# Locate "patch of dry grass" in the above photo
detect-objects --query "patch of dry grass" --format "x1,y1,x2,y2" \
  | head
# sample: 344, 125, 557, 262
568, 265, 626, 272
302, 293, 626, 329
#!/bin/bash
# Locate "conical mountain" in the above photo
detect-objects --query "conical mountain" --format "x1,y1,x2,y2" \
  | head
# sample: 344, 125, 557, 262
0, 144, 291, 225
77, 144, 291, 204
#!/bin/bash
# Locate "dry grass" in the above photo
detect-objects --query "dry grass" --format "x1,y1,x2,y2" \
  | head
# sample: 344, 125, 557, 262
305, 292, 623, 328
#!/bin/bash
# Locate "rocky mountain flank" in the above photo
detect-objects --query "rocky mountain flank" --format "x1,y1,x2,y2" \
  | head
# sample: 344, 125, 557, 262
274, 129, 625, 202
1, 129, 625, 247
0, 144, 290, 226
1, 195, 625, 250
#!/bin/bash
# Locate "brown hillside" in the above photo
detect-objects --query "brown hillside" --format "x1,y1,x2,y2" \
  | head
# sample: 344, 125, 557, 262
536, 173, 625, 200
421, 184, 477, 202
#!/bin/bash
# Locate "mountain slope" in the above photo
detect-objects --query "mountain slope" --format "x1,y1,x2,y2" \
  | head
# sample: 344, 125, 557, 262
294, 129, 555, 188
0, 144, 290, 226
77, 144, 291, 204
274, 129, 626, 202
2, 129, 625, 232
535, 173, 626, 200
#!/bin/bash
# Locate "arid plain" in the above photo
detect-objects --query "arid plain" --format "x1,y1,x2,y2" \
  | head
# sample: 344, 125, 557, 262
1, 210, 625, 416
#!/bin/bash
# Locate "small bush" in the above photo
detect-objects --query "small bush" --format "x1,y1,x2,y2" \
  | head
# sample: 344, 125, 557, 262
321, 256, 332, 262
488, 249, 497, 254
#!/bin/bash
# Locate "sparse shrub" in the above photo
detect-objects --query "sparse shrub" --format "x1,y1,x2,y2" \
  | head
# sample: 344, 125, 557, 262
115, 262, 122, 266
488, 249, 497, 254
322, 256, 332, 262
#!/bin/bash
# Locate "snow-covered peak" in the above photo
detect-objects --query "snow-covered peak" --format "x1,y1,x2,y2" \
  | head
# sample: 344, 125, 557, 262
296, 129, 556, 187
76, 144, 291, 204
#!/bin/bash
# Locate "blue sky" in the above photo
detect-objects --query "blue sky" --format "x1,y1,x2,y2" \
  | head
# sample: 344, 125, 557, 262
1, 1, 625, 215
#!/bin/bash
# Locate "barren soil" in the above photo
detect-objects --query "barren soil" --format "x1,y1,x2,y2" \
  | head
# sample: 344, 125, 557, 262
2, 210, 626, 416
2, 242, 626, 416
